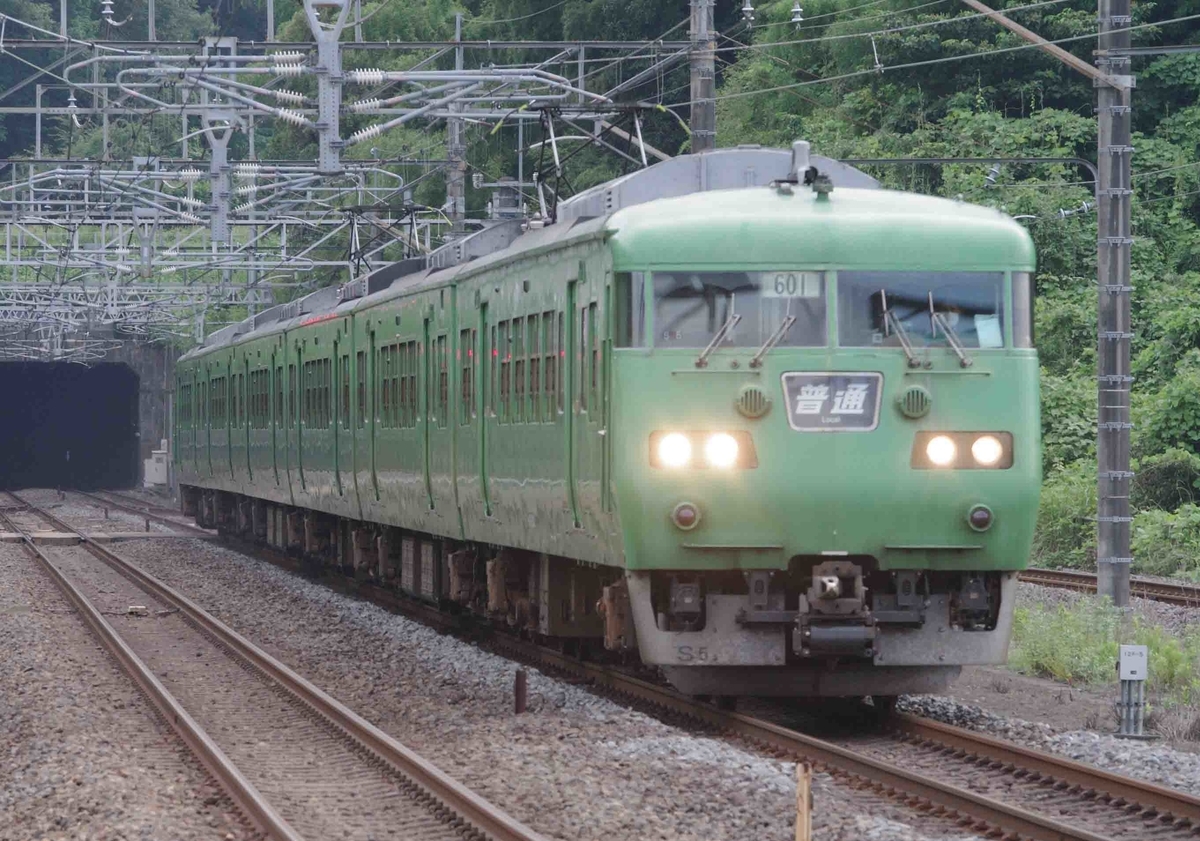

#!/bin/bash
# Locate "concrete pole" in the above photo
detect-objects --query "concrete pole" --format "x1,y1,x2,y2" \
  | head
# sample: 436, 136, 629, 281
956, 0, 1134, 606
446, 13, 466, 233
60, 0, 67, 36
266, 0, 274, 41
148, 0, 155, 40
688, 0, 716, 152
1095, 0, 1134, 607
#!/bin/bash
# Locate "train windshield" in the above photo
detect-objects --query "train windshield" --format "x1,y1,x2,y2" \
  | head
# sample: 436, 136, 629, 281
650, 271, 827, 349
838, 271, 1007, 349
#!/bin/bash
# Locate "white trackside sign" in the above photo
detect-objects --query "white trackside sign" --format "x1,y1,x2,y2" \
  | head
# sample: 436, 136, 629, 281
1118, 644, 1148, 681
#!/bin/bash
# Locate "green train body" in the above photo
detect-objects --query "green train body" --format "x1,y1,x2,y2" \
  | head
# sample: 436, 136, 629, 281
176, 146, 1040, 698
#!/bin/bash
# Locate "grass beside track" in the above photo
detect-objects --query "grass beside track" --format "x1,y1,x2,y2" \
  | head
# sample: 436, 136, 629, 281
1009, 598, 1200, 735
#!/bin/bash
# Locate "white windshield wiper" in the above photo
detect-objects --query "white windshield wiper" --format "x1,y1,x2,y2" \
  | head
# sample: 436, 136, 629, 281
928, 291, 973, 368
695, 313, 742, 368
750, 315, 796, 368
880, 290, 922, 369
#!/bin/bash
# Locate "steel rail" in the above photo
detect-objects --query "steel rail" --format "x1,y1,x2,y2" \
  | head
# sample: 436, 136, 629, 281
513, 647, 1165, 841
891, 713, 1200, 824
16, 492, 548, 841
111, 498, 1200, 841
71, 489, 213, 537
1021, 567, 1200, 607
252, 551, 1191, 841
0, 493, 304, 841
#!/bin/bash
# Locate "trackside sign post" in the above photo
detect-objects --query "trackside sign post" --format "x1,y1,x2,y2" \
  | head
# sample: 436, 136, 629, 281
1115, 644, 1150, 738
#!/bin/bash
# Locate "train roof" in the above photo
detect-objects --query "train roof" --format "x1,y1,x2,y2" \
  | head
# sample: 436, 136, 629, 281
180, 144, 1029, 360
607, 184, 1036, 272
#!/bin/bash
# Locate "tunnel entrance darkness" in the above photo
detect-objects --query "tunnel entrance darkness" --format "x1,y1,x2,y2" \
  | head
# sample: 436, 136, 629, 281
0, 362, 139, 490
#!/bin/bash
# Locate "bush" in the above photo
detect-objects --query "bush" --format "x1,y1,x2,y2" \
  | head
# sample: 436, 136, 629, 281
1030, 460, 1096, 569
1132, 448, 1200, 511
1131, 505, 1200, 580
1138, 351, 1200, 456
1010, 601, 1200, 705
1040, 371, 1095, 472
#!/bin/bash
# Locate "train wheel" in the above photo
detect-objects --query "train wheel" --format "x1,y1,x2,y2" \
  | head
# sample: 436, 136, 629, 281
868, 694, 899, 724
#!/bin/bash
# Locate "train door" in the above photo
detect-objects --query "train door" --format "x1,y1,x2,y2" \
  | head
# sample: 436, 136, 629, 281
271, 352, 281, 486
479, 302, 491, 517
565, 279, 580, 527
421, 317, 434, 509
294, 343, 305, 492
339, 346, 350, 498
243, 357, 252, 483
369, 328, 379, 500
333, 337, 343, 496
203, 366, 212, 477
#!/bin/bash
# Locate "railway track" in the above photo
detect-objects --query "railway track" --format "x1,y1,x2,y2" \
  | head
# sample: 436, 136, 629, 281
53, 490, 1200, 840
1020, 567, 1200, 607
70, 489, 215, 537
0, 491, 544, 841
256, 545, 1200, 841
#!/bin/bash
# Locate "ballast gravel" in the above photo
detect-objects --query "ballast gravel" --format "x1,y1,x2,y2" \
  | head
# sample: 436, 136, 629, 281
900, 693, 1200, 796
112, 537, 984, 841
1015, 579, 1200, 640
0, 541, 250, 841
18, 487, 175, 535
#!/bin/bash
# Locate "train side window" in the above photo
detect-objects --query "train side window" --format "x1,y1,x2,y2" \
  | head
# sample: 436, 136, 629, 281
1013, 271, 1034, 348
588, 302, 598, 411
340, 356, 350, 428
392, 344, 401, 428
401, 343, 412, 428
301, 363, 309, 427
356, 351, 366, 428
514, 317, 525, 423
459, 328, 474, 425
528, 314, 540, 423
489, 325, 498, 418
408, 341, 419, 427
380, 345, 392, 429
556, 312, 564, 415
437, 335, 449, 429
325, 359, 333, 428
579, 307, 588, 413
499, 320, 510, 424
613, 272, 645, 347
288, 365, 295, 425
542, 311, 555, 421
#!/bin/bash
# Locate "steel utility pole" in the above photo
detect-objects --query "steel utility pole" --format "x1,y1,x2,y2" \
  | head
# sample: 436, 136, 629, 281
446, 13, 467, 233
1095, 0, 1134, 606
958, 0, 1134, 606
689, 0, 716, 152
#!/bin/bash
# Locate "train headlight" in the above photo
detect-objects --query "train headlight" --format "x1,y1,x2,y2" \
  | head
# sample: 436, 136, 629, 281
912, 432, 1013, 469
926, 435, 957, 466
971, 435, 1004, 467
650, 431, 758, 468
705, 433, 739, 468
657, 433, 692, 468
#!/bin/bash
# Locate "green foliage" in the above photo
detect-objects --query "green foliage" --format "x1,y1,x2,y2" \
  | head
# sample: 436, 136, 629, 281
1040, 371, 1094, 472
1010, 600, 1200, 704
1138, 351, 1200, 457
1132, 448, 1200, 512
1030, 459, 1095, 570
1131, 505, 1200, 580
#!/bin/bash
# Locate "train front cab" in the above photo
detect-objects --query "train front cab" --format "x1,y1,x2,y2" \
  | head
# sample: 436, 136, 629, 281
607, 244, 1040, 697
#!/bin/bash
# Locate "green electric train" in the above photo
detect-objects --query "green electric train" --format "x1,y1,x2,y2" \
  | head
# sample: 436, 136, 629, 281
175, 143, 1040, 699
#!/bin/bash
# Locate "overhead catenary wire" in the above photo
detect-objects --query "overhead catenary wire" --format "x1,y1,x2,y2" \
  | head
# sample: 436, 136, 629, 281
710, 0, 1077, 56
666, 11, 1200, 108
